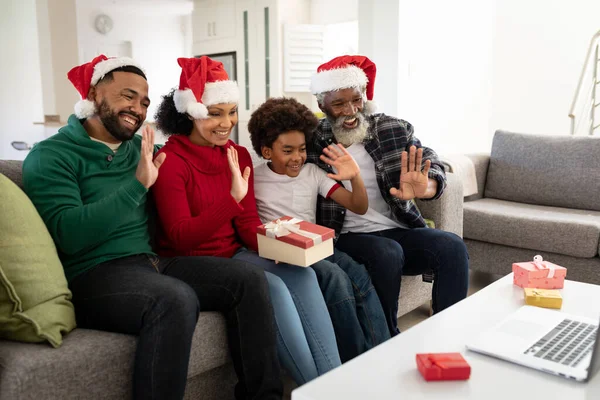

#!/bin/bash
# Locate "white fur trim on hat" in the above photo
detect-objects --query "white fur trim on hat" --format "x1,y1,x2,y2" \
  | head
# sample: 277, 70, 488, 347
201, 81, 240, 106
174, 81, 239, 120
174, 88, 208, 119
91, 57, 145, 85
363, 100, 378, 115
74, 99, 96, 119
310, 65, 368, 95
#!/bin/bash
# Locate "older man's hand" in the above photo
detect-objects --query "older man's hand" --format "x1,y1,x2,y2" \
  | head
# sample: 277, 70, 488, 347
389, 145, 431, 200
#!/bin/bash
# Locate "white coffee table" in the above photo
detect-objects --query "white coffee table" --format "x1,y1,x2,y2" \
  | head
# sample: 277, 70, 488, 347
292, 273, 600, 400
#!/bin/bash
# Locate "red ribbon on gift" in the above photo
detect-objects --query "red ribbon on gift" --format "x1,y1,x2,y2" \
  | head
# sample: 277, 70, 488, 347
417, 353, 471, 381
428, 355, 463, 369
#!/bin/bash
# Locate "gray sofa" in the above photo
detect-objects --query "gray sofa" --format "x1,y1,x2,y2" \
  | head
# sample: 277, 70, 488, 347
0, 159, 463, 399
464, 130, 600, 284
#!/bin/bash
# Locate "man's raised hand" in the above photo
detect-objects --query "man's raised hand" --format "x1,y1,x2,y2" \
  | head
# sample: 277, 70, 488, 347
389, 145, 431, 200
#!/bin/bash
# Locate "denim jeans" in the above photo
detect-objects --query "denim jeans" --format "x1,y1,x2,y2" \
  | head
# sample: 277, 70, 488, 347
336, 228, 469, 336
232, 249, 341, 384
69, 254, 282, 400
310, 250, 390, 362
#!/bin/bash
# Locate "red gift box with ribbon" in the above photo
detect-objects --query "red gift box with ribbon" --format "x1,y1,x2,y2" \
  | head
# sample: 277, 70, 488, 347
512, 255, 567, 289
416, 353, 471, 381
256, 216, 335, 267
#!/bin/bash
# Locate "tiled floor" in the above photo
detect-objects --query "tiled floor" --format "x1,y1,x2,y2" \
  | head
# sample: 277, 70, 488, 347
397, 270, 506, 332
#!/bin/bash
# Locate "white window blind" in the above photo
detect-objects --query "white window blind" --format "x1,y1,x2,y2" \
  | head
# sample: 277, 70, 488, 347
283, 24, 325, 93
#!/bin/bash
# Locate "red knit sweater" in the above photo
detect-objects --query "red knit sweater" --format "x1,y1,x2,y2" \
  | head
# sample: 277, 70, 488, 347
152, 135, 261, 258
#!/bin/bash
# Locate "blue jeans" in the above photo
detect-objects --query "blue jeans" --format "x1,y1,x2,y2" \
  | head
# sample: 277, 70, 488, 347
232, 249, 341, 385
336, 228, 469, 336
310, 250, 390, 362
69, 254, 282, 400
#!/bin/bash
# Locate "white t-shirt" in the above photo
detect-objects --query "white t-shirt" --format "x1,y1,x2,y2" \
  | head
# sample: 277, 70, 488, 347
254, 163, 340, 224
337, 143, 407, 233
90, 136, 121, 152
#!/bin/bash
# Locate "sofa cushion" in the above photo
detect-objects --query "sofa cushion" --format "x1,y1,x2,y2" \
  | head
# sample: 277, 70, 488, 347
0, 160, 23, 189
464, 198, 600, 258
0, 312, 231, 399
0, 174, 76, 348
484, 131, 600, 211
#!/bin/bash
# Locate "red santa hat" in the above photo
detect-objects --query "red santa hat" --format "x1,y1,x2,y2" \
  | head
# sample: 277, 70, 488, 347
67, 54, 145, 118
310, 55, 377, 113
173, 56, 239, 120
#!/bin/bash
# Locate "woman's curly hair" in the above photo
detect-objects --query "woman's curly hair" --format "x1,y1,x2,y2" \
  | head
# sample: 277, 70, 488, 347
248, 97, 319, 157
154, 90, 193, 136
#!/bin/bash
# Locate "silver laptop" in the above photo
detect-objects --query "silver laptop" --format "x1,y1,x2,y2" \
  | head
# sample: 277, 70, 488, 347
466, 305, 600, 382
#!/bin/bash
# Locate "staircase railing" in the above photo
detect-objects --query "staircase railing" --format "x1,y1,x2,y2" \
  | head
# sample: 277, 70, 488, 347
569, 29, 600, 136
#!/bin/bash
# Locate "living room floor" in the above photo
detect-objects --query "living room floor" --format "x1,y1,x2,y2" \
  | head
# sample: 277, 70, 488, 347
397, 270, 505, 331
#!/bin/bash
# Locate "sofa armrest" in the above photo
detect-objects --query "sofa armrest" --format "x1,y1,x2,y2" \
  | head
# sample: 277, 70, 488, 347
464, 153, 490, 202
416, 172, 463, 237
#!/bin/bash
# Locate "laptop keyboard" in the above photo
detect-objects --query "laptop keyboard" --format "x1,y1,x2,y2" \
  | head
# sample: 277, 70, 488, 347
523, 319, 598, 367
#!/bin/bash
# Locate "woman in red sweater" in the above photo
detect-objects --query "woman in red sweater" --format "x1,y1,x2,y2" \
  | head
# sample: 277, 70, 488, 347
152, 57, 341, 386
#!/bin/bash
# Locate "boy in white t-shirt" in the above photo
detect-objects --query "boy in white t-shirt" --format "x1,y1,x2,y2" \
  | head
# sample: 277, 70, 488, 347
248, 97, 390, 362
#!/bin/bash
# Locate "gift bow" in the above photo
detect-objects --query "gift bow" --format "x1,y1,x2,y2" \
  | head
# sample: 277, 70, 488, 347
427, 355, 465, 370
264, 218, 323, 245
531, 255, 555, 279
530, 289, 560, 299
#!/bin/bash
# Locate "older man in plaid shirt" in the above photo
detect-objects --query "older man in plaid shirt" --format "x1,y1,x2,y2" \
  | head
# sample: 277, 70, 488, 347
307, 55, 469, 336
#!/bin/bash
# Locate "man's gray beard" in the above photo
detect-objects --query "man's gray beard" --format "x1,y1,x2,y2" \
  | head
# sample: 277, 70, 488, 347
327, 111, 370, 147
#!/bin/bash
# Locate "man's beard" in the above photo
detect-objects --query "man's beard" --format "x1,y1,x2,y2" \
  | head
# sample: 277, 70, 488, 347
97, 99, 141, 142
327, 111, 370, 147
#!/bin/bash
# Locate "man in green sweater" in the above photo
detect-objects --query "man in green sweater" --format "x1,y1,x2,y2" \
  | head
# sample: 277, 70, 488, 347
22, 55, 282, 400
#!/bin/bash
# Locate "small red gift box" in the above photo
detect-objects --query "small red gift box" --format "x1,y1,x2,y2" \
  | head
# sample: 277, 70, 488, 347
512, 255, 567, 289
256, 216, 335, 267
416, 353, 471, 381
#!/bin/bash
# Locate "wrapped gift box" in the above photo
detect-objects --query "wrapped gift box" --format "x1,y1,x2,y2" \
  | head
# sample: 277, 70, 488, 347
256, 216, 334, 267
524, 288, 563, 309
416, 353, 471, 381
513, 255, 567, 289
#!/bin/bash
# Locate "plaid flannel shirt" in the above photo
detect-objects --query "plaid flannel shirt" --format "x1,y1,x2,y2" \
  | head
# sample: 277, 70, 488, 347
307, 113, 447, 237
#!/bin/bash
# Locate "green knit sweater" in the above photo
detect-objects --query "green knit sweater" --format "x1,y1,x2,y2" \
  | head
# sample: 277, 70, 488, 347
22, 115, 154, 282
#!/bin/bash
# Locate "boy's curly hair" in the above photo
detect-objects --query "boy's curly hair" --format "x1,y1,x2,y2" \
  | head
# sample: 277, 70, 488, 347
248, 97, 319, 157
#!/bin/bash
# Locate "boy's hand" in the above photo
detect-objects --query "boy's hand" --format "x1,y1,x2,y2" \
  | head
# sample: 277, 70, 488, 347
228, 147, 251, 203
320, 144, 359, 181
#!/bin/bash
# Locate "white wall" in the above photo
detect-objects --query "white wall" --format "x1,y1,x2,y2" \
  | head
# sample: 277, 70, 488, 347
36, 0, 57, 116
322, 0, 494, 154
361, 0, 600, 153
395, 0, 495, 154
491, 0, 600, 137
0, 0, 46, 160
310, 0, 357, 25
358, 0, 401, 117
48, 0, 80, 123
75, 0, 193, 122
323, 21, 358, 61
